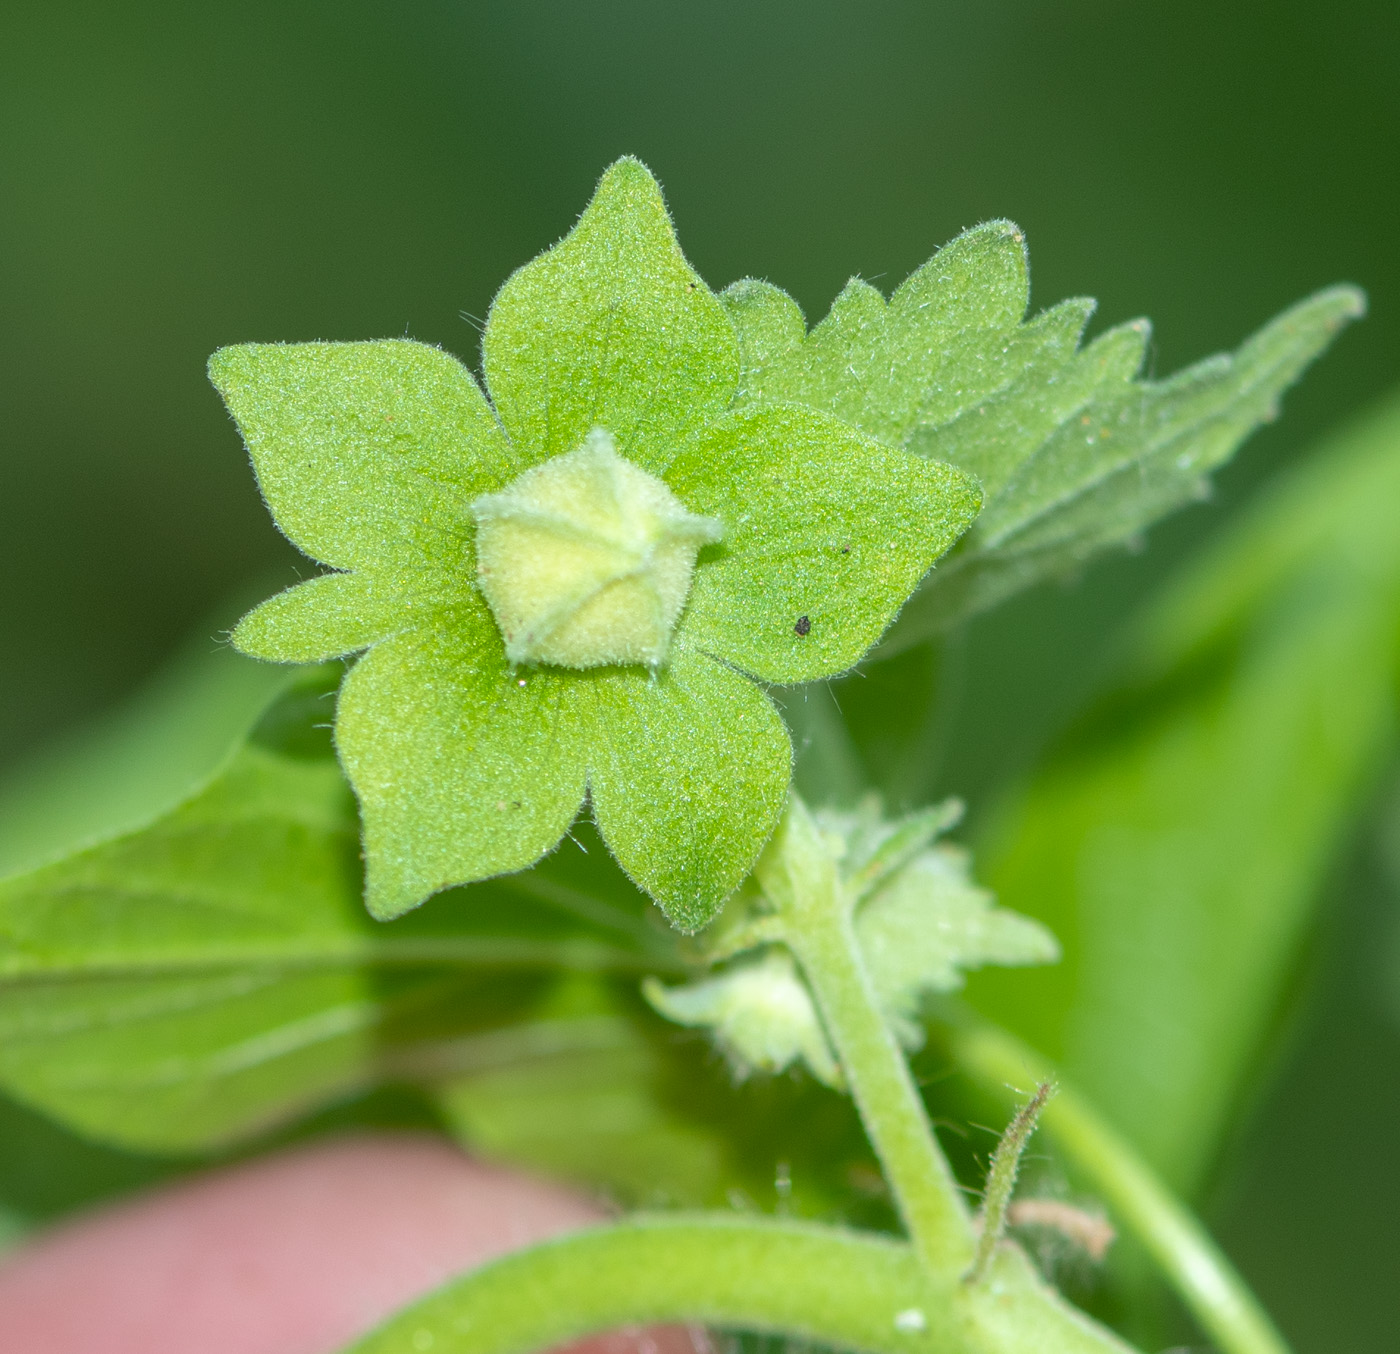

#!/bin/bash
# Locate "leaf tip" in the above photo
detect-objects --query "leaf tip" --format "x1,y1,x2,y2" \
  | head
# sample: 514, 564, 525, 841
591, 155, 668, 219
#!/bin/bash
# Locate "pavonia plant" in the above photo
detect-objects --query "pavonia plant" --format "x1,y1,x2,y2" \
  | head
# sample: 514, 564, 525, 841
0, 157, 1371, 1354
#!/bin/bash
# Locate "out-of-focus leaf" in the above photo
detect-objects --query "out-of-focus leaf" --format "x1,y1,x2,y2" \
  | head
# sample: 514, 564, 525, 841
968, 388, 1400, 1191
433, 975, 734, 1207
0, 656, 874, 1224
0, 634, 292, 879
724, 237, 1363, 644
0, 668, 683, 1152
434, 975, 886, 1221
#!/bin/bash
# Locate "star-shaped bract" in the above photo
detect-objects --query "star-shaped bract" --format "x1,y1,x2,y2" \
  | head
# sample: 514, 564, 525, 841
211, 159, 980, 931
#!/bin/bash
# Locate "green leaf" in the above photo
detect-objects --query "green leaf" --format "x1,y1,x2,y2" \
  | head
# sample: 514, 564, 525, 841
0, 626, 292, 880
483, 157, 739, 475
336, 607, 590, 920
724, 225, 1363, 643
969, 387, 1400, 1191
895, 286, 1367, 644
435, 977, 733, 1207
0, 672, 682, 1152
724, 221, 1033, 448
209, 338, 516, 572
583, 649, 791, 931
853, 840, 1059, 1048
668, 405, 980, 683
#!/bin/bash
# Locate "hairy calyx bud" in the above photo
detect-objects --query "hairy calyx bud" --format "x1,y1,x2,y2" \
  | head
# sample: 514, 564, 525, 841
471, 429, 722, 669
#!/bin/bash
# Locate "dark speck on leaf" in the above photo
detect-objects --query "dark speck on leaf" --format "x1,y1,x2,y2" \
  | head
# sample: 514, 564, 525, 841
794, 615, 811, 637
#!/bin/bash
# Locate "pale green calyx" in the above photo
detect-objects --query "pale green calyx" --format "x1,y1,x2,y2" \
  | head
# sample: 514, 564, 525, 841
214, 157, 981, 929
471, 429, 723, 669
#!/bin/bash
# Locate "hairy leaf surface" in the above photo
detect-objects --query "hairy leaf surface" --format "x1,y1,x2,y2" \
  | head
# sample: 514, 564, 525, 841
214, 158, 978, 929
725, 237, 1362, 642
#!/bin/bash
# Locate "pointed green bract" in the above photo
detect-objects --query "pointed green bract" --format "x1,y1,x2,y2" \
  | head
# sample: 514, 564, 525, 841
337, 613, 589, 920
483, 158, 739, 475
584, 650, 791, 931
669, 406, 980, 683
233, 568, 472, 663
209, 339, 515, 570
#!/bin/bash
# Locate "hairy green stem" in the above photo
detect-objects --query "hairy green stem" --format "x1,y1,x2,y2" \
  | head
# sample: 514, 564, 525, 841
945, 1016, 1291, 1354
773, 802, 974, 1274
343, 1215, 1128, 1354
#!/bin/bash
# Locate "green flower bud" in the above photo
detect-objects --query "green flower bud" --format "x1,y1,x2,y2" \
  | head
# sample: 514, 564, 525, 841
471, 429, 723, 669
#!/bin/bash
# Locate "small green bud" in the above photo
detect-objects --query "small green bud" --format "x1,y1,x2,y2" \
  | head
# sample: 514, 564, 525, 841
642, 950, 842, 1087
471, 430, 723, 669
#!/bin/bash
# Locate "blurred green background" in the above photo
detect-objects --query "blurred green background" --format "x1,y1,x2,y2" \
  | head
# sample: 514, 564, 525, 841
1, 2, 1396, 1350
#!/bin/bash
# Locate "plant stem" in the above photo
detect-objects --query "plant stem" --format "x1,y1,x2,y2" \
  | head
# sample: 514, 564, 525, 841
347, 1216, 932, 1354
945, 1016, 1292, 1354
343, 1214, 1130, 1354
772, 802, 974, 1274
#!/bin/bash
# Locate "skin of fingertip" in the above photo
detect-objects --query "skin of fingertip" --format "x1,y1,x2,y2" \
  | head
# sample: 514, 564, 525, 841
0, 1133, 709, 1354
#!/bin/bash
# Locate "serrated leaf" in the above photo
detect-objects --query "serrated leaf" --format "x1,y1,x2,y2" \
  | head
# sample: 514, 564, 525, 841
970, 387, 1400, 1191
668, 405, 980, 683
892, 287, 1366, 645
724, 225, 1363, 643
725, 221, 1032, 447
483, 157, 738, 475
854, 845, 1058, 1048
0, 673, 683, 1151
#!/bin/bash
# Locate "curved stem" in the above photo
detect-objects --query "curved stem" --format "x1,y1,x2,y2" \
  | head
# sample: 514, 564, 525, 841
944, 1015, 1292, 1354
342, 1215, 1129, 1354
